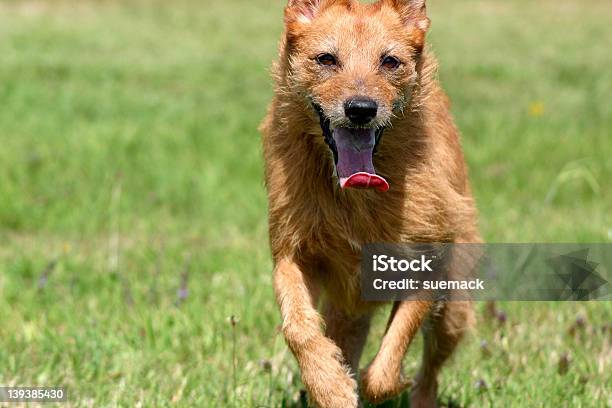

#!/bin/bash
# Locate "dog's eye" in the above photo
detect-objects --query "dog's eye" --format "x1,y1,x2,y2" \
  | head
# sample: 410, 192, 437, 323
316, 53, 337, 67
381, 55, 401, 70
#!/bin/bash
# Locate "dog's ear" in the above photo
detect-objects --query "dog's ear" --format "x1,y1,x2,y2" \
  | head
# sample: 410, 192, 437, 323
381, 0, 429, 51
383, 0, 430, 32
285, 0, 349, 26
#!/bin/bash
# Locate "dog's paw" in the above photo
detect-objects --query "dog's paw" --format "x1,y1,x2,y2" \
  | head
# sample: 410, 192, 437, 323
410, 391, 437, 408
360, 361, 412, 404
299, 337, 359, 408
410, 377, 438, 408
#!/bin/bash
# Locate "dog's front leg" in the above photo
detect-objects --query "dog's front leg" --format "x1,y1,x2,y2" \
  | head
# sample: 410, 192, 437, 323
274, 258, 358, 408
361, 300, 432, 405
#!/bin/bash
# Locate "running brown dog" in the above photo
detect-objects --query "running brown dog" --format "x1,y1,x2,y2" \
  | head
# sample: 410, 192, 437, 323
260, 1, 480, 407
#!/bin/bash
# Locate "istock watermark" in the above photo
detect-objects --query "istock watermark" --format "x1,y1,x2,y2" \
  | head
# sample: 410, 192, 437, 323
361, 243, 610, 301
372, 254, 434, 272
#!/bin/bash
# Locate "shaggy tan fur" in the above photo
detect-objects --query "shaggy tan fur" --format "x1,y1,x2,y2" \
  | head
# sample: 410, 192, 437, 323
260, 1, 480, 407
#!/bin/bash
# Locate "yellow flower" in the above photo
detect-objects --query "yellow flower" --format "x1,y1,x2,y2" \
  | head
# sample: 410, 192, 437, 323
529, 101, 545, 117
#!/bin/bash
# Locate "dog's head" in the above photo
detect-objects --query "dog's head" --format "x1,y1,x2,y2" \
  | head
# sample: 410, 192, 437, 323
283, 0, 430, 192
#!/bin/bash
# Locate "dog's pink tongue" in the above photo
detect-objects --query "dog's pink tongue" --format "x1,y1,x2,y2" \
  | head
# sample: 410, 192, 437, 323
332, 127, 389, 192
340, 172, 389, 191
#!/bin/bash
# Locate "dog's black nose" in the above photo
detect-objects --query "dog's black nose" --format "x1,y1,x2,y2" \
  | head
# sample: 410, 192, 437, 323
344, 97, 378, 125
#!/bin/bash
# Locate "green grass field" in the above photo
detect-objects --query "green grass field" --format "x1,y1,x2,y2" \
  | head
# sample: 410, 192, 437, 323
0, 0, 610, 406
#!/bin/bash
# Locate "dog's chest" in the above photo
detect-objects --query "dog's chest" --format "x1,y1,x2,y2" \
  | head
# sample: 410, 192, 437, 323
299, 196, 404, 258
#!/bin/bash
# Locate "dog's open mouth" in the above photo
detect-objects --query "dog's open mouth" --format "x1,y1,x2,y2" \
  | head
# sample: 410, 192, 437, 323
332, 127, 389, 192
314, 104, 389, 192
